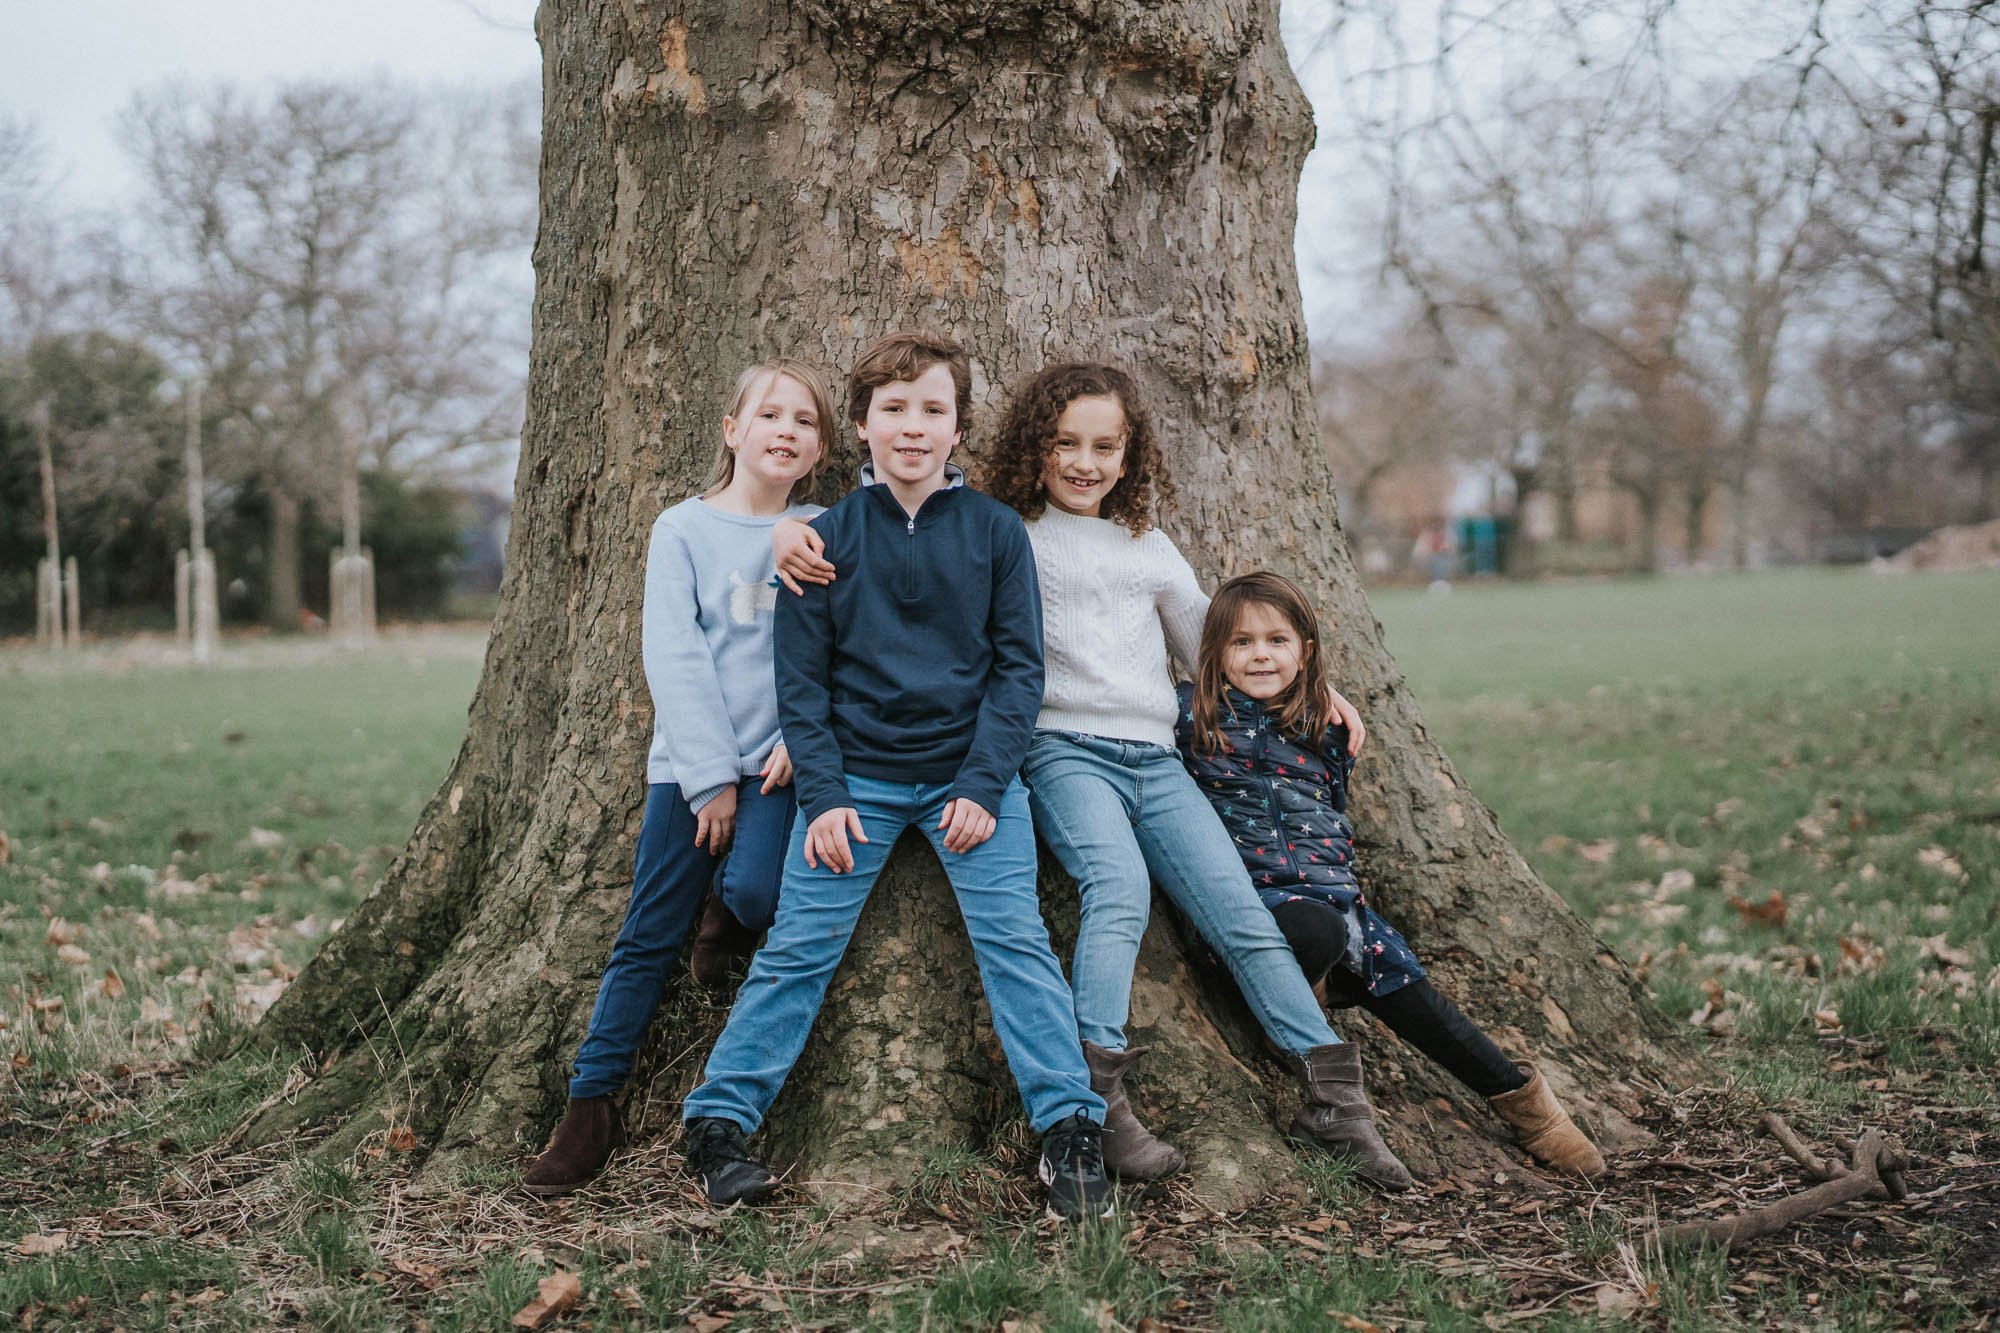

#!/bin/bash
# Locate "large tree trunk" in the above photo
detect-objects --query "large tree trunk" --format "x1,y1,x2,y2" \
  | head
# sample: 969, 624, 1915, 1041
242, 0, 1692, 1208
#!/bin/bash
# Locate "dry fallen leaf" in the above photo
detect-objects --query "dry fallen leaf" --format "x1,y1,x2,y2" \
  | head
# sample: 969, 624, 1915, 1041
15, 1231, 68, 1256
1837, 935, 1885, 976
1917, 846, 1966, 878
1577, 839, 1618, 864
44, 918, 79, 948
1920, 936, 1974, 970
390, 1256, 443, 1289
55, 944, 91, 967
1328, 1315, 1384, 1333
1728, 890, 1788, 928
1814, 1007, 1843, 1034
98, 969, 125, 1000
385, 1125, 419, 1152
0, 829, 11, 865
688, 1313, 735, 1333
1595, 1282, 1659, 1315
510, 1269, 582, 1329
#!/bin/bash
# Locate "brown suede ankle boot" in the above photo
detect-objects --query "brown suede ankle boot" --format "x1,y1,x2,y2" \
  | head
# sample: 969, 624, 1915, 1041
1488, 1064, 1606, 1179
1082, 1041, 1184, 1180
522, 1096, 625, 1196
687, 893, 755, 991
1287, 1043, 1414, 1192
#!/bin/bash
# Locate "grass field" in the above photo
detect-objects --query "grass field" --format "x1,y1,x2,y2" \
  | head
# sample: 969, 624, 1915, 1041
3, 571, 1998, 1330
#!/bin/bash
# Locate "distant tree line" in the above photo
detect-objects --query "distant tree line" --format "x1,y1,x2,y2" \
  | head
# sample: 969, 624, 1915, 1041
1306, 0, 2000, 574
0, 79, 534, 632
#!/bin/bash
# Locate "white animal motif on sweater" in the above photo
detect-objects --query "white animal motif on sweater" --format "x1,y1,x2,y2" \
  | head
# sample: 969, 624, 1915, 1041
729, 569, 778, 625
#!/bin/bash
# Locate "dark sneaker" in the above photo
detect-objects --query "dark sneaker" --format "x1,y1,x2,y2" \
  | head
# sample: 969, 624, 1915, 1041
683, 1117, 776, 1205
1039, 1112, 1113, 1221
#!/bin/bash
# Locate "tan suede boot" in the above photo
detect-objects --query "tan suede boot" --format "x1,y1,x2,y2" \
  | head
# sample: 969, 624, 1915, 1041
1488, 1064, 1606, 1179
522, 1096, 625, 1196
1082, 1041, 1184, 1180
1287, 1043, 1414, 1191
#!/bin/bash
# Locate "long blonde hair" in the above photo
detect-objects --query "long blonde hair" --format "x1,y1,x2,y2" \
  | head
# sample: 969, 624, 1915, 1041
701, 359, 837, 501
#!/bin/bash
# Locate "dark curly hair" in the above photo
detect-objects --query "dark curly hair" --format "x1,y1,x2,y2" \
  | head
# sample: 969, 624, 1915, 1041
980, 362, 1176, 535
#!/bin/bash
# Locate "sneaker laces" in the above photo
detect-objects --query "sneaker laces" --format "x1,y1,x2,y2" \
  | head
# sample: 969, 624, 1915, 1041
688, 1119, 755, 1168
1048, 1113, 1105, 1177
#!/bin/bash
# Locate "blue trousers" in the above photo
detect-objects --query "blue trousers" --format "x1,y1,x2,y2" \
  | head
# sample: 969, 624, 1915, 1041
569, 779, 795, 1099
1022, 730, 1341, 1055
683, 775, 1105, 1134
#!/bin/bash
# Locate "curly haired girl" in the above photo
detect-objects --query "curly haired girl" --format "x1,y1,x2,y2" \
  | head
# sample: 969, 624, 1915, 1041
977, 362, 1414, 1188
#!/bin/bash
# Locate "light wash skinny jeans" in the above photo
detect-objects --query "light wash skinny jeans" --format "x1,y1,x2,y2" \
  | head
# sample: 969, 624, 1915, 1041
1021, 729, 1342, 1056
682, 774, 1105, 1135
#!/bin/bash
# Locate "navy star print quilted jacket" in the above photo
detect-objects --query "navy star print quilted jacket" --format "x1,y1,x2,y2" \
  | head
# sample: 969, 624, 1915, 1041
1174, 682, 1426, 999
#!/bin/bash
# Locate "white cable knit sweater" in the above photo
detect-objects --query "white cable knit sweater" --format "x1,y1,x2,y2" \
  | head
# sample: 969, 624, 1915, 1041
1023, 508, 1210, 748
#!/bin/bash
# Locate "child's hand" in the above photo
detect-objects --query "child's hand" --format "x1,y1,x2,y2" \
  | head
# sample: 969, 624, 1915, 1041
759, 744, 794, 792
1326, 685, 1367, 756
695, 785, 738, 854
937, 797, 996, 854
774, 518, 836, 596
804, 806, 867, 873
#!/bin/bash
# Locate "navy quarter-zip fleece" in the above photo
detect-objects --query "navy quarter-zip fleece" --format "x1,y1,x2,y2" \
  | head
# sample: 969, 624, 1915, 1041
775, 474, 1045, 824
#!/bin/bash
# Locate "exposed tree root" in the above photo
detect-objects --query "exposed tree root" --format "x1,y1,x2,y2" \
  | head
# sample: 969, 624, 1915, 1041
1652, 1112, 1913, 1254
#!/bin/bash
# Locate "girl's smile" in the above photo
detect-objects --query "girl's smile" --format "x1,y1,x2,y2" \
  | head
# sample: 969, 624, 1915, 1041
724, 372, 824, 490
1221, 602, 1309, 702
1042, 394, 1128, 518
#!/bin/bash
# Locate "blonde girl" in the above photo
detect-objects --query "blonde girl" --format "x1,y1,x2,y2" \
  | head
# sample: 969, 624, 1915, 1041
523, 359, 834, 1196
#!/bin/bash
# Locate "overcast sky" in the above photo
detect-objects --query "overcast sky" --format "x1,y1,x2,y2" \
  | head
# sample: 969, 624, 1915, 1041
1, 0, 541, 201
3, 0, 1781, 350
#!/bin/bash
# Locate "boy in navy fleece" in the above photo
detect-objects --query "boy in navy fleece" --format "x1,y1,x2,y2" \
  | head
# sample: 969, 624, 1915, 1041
680, 332, 1110, 1221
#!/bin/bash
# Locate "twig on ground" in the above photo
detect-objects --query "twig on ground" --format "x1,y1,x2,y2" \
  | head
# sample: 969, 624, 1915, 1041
1651, 1124, 1913, 1254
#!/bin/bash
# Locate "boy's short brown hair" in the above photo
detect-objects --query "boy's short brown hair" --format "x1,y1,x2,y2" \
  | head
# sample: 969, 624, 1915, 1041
847, 331, 973, 437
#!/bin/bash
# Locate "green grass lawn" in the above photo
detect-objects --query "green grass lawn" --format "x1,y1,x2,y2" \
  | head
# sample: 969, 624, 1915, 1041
1372, 569, 2000, 1106
2, 573, 1997, 1330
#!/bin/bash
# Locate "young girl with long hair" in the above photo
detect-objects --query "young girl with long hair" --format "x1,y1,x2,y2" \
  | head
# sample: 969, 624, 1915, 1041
522, 358, 834, 1196
981, 363, 1412, 1188
1178, 571, 1604, 1178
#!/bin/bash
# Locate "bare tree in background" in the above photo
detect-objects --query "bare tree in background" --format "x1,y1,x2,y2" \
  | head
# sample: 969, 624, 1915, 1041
119, 80, 534, 628
1668, 76, 1837, 566
1314, 336, 1465, 567
0, 113, 90, 347
1293, 0, 1997, 564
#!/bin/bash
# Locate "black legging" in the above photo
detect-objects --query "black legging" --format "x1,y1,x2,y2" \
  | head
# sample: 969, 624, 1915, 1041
1268, 897, 1528, 1099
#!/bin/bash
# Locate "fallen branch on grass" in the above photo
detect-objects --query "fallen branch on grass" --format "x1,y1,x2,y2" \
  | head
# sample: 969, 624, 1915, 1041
1651, 1114, 1911, 1254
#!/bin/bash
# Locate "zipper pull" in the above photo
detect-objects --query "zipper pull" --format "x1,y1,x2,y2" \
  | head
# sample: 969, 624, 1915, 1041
907, 516, 916, 534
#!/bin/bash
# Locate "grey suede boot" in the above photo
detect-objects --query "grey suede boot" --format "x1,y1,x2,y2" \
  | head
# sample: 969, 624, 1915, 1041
1287, 1043, 1415, 1192
1082, 1041, 1184, 1180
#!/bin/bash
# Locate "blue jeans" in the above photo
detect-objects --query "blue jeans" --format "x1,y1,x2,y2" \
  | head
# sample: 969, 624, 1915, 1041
1021, 730, 1340, 1055
682, 775, 1105, 1134
570, 779, 796, 1099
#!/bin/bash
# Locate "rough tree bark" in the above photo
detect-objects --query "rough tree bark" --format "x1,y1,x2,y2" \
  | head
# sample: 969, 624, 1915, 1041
241, 0, 1694, 1208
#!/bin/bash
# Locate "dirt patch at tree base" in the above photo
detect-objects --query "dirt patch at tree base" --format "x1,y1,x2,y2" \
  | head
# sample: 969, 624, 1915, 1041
11, 1064, 1996, 1328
